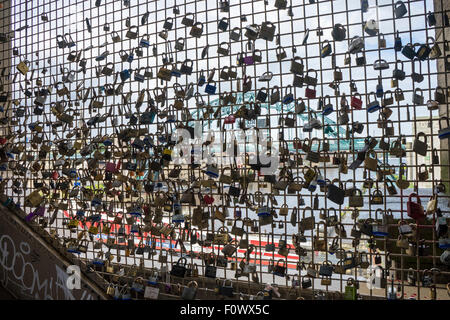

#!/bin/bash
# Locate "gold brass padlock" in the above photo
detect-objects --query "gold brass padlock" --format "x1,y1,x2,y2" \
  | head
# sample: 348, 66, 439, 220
17, 60, 29, 75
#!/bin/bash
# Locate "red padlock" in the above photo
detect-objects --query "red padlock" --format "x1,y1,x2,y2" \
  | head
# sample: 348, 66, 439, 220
203, 195, 215, 204
0, 137, 7, 145
52, 171, 59, 180
224, 115, 235, 124
293, 138, 302, 149
351, 93, 363, 110
407, 193, 425, 220
106, 162, 118, 173
305, 87, 316, 99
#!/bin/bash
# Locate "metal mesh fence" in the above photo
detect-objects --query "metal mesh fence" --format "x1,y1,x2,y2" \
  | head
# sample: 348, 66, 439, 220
0, 0, 449, 300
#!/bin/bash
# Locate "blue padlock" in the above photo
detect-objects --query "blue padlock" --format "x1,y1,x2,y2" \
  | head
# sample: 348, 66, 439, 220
257, 206, 271, 217
206, 165, 219, 178
322, 105, 333, 116
103, 138, 113, 146
171, 66, 182, 78
120, 69, 131, 82
92, 258, 105, 266
91, 198, 102, 207
317, 176, 326, 186
308, 180, 317, 192
322, 96, 333, 116
367, 94, 381, 113
139, 34, 150, 47
282, 85, 294, 104
205, 80, 217, 95
76, 210, 85, 217
130, 224, 139, 233
127, 49, 134, 63
198, 72, 206, 86
172, 213, 185, 223
376, 79, 383, 98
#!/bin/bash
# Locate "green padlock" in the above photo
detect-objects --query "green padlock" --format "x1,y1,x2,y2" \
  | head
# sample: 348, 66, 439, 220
344, 278, 357, 300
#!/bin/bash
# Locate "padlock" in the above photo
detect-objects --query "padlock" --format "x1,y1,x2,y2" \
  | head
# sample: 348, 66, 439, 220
282, 85, 294, 104
351, 93, 363, 110
180, 59, 193, 75
181, 281, 198, 300
17, 60, 30, 75
182, 13, 194, 26
219, 279, 233, 297
290, 56, 304, 75
190, 22, 204, 38
273, 259, 287, 277
413, 132, 428, 156
407, 193, 425, 221
217, 42, 230, 56
276, 46, 287, 61
205, 80, 217, 95
438, 116, 450, 140
331, 23, 346, 41
392, 60, 405, 80
260, 21, 276, 41
344, 278, 357, 300
428, 11, 436, 26
218, 17, 229, 31
322, 95, 333, 116
429, 37, 442, 59
416, 42, 431, 61
349, 36, 364, 54
394, 1, 408, 18
402, 43, 416, 59
378, 33, 386, 48
230, 27, 241, 41
413, 88, 424, 105
321, 40, 332, 58
163, 17, 173, 30
355, 52, 366, 66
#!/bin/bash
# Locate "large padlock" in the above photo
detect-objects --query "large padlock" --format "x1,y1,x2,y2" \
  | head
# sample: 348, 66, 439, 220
217, 42, 230, 56
413, 132, 428, 156
348, 36, 364, 54
402, 43, 416, 59
181, 281, 198, 300
190, 22, 204, 38
218, 17, 229, 31
126, 25, 138, 39
181, 13, 194, 26
180, 59, 193, 75
260, 21, 276, 41
327, 180, 345, 205
17, 60, 30, 75
407, 193, 425, 221
163, 17, 173, 30
394, 1, 408, 19
230, 27, 241, 41
344, 278, 357, 300
331, 23, 346, 41
274, 0, 287, 9
273, 259, 287, 277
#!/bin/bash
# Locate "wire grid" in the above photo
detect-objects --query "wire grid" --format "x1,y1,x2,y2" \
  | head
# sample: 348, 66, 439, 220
0, 0, 449, 300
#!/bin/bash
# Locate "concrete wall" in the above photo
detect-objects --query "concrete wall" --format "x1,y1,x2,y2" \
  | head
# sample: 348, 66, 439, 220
0, 201, 109, 299
434, 0, 450, 197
